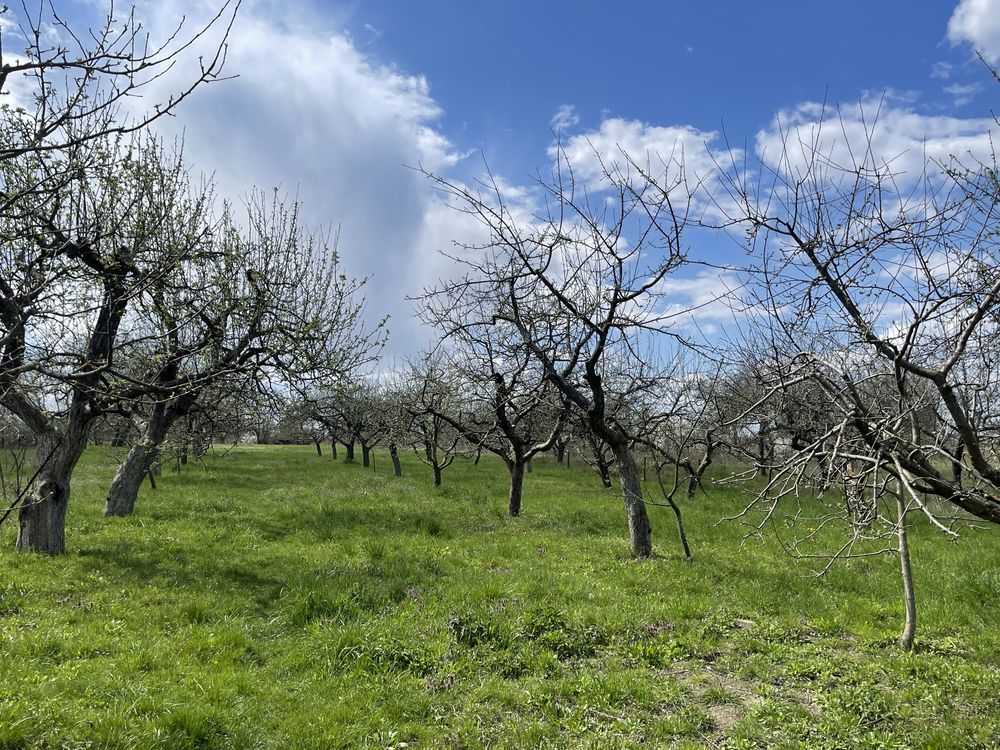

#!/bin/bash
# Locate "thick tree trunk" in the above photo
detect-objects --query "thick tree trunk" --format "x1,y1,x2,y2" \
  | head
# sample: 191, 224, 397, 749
389, 443, 401, 477
105, 443, 159, 516
17, 472, 70, 555
345, 441, 355, 462
330, 441, 338, 460
432, 464, 442, 487
361, 443, 371, 468
897, 495, 917, 652
508, 460, 525, 517
555, 442, 566, 465
17, 431, 86, 555
611, 442, 653, 558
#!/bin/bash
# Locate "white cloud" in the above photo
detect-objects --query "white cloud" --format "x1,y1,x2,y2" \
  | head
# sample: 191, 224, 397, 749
948, 0, 1000, 63
755, 95, 997, 188
117, 0, 470, 355
551, 104, 579, 132
547, 118, 737, 223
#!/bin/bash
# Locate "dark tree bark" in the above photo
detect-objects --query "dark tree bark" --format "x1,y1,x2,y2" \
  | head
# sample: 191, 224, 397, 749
432, 464, 442, 487
345, 440, 355, 462
314, 440, 323, 457
508, 460, 525, 517
330, 441, 338, 460
361, 442, 371, 468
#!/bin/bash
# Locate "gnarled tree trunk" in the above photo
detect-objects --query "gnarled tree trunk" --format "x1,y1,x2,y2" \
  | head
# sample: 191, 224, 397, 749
17, 430, 87, 555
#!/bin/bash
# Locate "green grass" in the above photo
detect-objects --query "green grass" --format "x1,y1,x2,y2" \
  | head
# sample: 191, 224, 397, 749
0, 445, 998, 749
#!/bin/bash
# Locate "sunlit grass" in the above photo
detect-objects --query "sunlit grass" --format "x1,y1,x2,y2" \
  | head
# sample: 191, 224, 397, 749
0, 444, 997, 748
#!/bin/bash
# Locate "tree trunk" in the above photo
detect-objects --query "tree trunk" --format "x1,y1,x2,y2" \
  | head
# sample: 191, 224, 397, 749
345, 441, 355, 462
17, 432, 84, 555
555, 442, 566, 465
897, 495, 917, 652
105, 403, 178, 517
105, 443, 159, 516
525, 458, 533, 474
314, 440, 323, 457
432, 464, 442, 487
330, 441, 338, 460
389, 443, 401, 477
508, 461, 525, 517
17, 473, 70, 554
611, 442, 653, 558
361, 443, 371, 468
666, 495, 692, 561
598, 459, 613, 489
686, 470, 698, 500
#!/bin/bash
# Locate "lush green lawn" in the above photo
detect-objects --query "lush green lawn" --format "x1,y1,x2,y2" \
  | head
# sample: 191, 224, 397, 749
0, 445, 998, 749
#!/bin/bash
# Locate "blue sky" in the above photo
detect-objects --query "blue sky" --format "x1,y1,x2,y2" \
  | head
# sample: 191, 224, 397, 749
33, 0, 1000, 352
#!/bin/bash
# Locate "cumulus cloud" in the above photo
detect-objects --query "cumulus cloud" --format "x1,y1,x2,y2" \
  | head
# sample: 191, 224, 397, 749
948, 0, 1000, 63
114, 0, 469, 354
755, 95, 997, 188
546, 117, 737, 224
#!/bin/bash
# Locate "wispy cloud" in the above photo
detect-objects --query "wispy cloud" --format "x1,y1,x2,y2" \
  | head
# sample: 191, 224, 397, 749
551, 104, 579, 132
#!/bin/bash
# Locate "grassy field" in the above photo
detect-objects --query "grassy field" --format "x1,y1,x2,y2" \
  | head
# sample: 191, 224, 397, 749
0, 445, 998, 749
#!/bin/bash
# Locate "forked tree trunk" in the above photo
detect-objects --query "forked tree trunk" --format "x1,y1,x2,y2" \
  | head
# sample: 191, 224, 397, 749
897, 495, 917, 652
508, 460, 525, 517
610, 442, 652, 558
389, 443, 401, 477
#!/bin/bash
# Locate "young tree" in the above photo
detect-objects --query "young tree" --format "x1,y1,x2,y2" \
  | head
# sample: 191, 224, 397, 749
715, 104, 1000, 648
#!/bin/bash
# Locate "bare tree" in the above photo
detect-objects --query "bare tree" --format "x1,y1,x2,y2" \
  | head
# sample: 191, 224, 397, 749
714, 104, 1000, 648
422, 149, 697, 557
